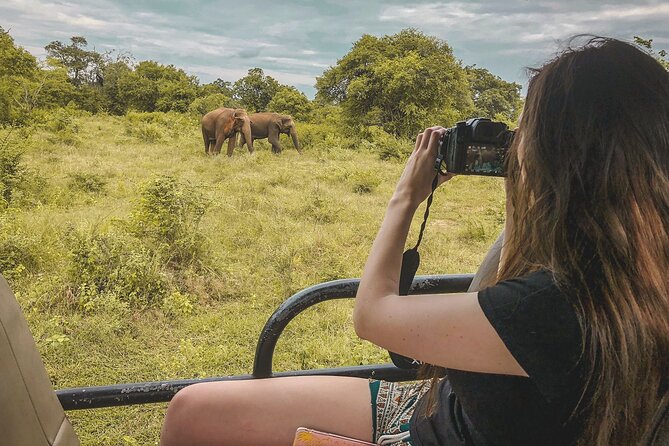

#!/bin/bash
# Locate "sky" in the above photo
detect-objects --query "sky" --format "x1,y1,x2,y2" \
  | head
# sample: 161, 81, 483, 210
2, 0, 668, 98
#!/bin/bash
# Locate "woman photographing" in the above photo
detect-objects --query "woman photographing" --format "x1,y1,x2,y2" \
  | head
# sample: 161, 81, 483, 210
161, 37, 669, 446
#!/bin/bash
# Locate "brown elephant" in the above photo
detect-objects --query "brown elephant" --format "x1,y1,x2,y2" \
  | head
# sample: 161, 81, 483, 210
239, 112, 301, 154
201, 108, 253, 156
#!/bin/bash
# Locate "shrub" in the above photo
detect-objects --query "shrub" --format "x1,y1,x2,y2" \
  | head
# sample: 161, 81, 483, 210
39, 106, 84, 146
126, 122, 163, 143
44, 106, 81, 133
68, 230, 169, 308
124, 111, 195, 141
0, 129, 24, 206
129, 175, 209, 269
361, 126, 412, 161
162, 290, 195, 318
0, 216, 41, 279
349, 169, 382, 194
68, 172, 107, 194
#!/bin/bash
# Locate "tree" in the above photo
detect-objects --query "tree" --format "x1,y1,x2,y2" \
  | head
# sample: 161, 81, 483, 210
116, 61, 198, 112
233, 68, 280, 112
0, 27, 39, 122
466, 66, 523, 125
188, 93, 238, 116
101, 59, 133, 114
316, 29, 473, 137
44, 36, 103, 86
267, 86, 311, 120
0, 27, 38, 79
634, 36, 669, 70
199, 78, 233, 97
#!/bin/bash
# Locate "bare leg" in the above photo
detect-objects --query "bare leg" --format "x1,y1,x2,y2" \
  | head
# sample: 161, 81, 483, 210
160, 376, 372, 446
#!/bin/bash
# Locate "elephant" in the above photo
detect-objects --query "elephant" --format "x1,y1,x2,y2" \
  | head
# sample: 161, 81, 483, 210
239, 112, 301, 154
201, 108, 253, 156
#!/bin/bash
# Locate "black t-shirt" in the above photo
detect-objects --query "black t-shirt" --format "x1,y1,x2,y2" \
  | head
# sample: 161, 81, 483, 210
410, 270, 584, 446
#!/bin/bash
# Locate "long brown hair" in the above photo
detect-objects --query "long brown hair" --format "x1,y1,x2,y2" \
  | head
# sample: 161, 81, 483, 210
425, 37, 669, 444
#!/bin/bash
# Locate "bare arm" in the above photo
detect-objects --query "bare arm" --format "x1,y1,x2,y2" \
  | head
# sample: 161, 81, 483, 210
353, 127, 527, 376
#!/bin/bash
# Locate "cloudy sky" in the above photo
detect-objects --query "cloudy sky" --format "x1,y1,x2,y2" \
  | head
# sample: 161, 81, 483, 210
2, 0, 668, 97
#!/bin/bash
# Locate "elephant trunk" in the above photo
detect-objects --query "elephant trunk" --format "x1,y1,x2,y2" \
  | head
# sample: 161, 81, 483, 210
242, 119, 253, 153
290, 127, 301, 153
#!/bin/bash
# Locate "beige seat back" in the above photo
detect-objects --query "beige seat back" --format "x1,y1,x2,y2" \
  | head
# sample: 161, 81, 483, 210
468, 230, 504, 293
0, 274, 79, 446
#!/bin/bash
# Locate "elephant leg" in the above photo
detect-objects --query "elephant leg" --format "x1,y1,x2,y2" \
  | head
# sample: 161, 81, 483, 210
268, 130, 283, 154
213, 135, 225, 155
202, 129, 209, 154
226, 134, 237, 157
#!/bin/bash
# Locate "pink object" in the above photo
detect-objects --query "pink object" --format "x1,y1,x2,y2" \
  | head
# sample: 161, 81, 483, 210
292, 427, 376, 445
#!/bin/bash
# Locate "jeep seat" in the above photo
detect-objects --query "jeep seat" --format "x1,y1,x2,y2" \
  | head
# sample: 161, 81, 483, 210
0, 274, 79, 446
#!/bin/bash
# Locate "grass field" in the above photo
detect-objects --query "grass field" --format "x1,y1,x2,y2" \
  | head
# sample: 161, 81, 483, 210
1, 111, 505, 445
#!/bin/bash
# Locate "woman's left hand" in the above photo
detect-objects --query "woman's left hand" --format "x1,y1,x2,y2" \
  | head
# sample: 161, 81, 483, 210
392, 126, 455, 208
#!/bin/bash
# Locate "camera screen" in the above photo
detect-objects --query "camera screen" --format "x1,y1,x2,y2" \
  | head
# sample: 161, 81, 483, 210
464, 144, 506, 175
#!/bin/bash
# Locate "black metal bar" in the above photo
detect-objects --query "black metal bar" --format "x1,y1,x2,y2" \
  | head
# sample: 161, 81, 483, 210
56, 364, 417, 410
56, 274, 473, 410
252, 274, 474, 378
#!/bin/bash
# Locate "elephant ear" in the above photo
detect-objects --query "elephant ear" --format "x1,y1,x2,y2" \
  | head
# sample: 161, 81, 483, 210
281, 116, 293, 128
233, 109, 248, 128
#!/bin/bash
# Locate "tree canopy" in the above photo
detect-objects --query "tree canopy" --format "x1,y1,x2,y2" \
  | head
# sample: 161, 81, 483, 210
45, 36, 103, 86
267, 86, 312, 120
316, 29, 483, 137
233, 68, 281, 112
465, 66, 522, 125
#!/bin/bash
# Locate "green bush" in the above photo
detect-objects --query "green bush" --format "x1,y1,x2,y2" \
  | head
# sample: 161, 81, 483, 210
349, 169, 382, 194
124, 111, 195, 141
68, 172, 107, 194
68, 230, 168, 308
46, 128, 80, 146
0, 216, 41, 280
125, 121, 163, 143
129, 175, 209, 269
361, 126, 412, 161
162, 290, 195, 318
0, 129, 24, 206
41, 105, 85, 133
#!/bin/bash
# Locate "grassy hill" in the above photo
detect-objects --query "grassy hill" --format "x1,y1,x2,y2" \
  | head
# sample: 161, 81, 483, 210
1, 111, 505, 445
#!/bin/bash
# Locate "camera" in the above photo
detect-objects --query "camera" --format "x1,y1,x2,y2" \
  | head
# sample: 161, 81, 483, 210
436, 118, 515, 177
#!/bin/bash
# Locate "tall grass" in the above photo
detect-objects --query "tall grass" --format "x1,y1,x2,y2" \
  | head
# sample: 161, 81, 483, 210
0, 113, 505, 445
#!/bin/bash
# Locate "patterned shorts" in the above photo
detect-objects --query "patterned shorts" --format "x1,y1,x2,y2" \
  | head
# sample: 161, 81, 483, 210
370, 380, 432, 445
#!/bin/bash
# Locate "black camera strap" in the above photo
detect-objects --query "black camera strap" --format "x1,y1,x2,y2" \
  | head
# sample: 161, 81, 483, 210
389, 172, 440, 369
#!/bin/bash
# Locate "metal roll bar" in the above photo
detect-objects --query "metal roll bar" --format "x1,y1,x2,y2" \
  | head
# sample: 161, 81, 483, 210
56, 274, 473, 410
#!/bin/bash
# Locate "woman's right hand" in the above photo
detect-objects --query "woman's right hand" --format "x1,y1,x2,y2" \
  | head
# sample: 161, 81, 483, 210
392, 126, 454, 208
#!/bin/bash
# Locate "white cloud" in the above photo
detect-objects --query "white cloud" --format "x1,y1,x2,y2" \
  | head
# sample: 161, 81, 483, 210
260, 56, 329, 68
2, 0, 667, 96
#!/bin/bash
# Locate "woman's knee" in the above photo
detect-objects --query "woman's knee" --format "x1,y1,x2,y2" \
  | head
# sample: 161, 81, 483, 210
161, 382, 242, 445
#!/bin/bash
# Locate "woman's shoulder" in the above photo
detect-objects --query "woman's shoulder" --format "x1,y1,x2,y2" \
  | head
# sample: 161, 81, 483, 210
481, 269, 567, 310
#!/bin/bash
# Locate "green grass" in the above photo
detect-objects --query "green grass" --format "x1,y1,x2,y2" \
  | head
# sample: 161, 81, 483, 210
1, 113, 505, 445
